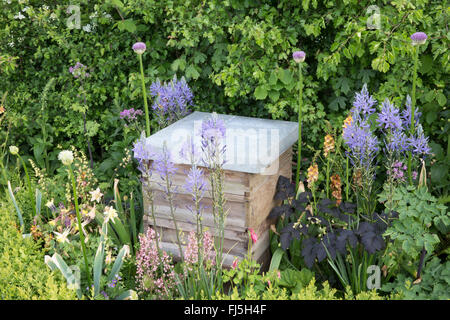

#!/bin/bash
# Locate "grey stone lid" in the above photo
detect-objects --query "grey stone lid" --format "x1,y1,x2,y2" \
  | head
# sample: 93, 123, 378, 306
142, 111, 298, 174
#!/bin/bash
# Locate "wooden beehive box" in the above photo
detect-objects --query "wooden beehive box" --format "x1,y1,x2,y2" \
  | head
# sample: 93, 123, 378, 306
141, 112, 298, 268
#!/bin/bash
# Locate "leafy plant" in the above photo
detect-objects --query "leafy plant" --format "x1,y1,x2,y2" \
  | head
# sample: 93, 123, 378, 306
382, 185, 449, 276
45, 220, 136, 300
381, 257, 450, 300
269, 175, 398, 293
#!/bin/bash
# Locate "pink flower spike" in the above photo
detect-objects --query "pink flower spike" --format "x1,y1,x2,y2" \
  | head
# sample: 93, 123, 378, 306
249, 228, 258, 244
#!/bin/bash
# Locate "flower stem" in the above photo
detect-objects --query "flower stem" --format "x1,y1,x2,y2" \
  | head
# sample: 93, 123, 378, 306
408, 46, 419, 185
326, 157, 330, 198
345, 157, 349, 201
138, 54, 151, 137
18, 155, 35, 218
69, 165, 91, 287
295, 64, 303, 191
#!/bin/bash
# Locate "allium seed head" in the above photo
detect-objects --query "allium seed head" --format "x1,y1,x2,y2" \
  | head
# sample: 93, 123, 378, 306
292, 50, 306, 63
132, 42, 146, 54
410, 32, 428, 46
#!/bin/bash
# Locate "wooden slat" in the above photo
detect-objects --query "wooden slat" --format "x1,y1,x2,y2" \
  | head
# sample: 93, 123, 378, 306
144, 215, 249, 243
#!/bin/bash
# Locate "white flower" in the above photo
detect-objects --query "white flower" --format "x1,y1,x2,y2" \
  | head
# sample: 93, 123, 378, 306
9, 146, 19, 155
46, 198, 55, 209
14, 12, 25, 20
82, 24, 92, 32
89, 188, 103, 203
54, 229, 70, 244
58, 150, 74, 166
104, 206, 118, 224
88, 205, 96, 219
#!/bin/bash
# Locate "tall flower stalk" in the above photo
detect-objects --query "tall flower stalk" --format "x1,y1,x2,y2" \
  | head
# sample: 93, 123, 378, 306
293, 51, 305, 191
343, 84, 379, 218
200, 113, 227, 269
180, 137, 206, 264
407, 32, 428, 184
9, 146, 35, 218
133, 132, 166, 281
58, 150, 91, 287
133, 42, 151, 137
153, 144, 184, 262
69, 62, 94, 169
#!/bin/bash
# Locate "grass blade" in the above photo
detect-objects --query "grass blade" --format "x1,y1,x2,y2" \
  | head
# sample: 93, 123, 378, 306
7, 181, 24, 230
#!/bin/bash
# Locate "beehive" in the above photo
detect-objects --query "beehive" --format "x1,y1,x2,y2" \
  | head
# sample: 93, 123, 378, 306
141, 111, 298, 268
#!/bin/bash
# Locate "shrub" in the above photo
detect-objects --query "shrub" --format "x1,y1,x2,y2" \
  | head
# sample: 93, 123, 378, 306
0, 202, 76, 300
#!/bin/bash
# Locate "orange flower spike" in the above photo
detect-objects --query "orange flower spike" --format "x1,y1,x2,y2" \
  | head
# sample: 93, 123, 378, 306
307, 163, 319, 188
323, 134, 335, 158
342, 115, 353, 130
330, 173, 342, 205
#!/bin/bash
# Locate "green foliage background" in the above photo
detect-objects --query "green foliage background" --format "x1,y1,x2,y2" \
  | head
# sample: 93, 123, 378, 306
1, 0, 448, 191
0, 202, 76, 299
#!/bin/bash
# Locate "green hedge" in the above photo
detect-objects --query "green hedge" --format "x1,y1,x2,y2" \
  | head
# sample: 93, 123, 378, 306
0, 202, 76, 300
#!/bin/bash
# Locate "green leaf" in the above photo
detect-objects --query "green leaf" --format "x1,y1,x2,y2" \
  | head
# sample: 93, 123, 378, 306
118, 19, 136, 33
268, 248, 284, 272
186, 65, 200, 80
437, 92, 447, 106
254, 86, 268, 100
268, 90, 280, 102
7, 181, 23, 230
93, 238, 105, 296
108, 244, 130, 282
426, 111, 437, 124
277, 69, 293, 85
430, 164, 448, 184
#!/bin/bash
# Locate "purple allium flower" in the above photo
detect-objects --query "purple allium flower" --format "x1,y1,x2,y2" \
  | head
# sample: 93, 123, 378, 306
376, 98, 403, 131
292, 50, 306, 63
408, 125, 431, 156
352, 84, 377, 119
150, 75, 193, 128
132, 42, 146, 54
69, 62, 90, 79
410, 32, 428, 46
401, 95, 421, 130
153, 145, 177, 180
412, 171, 418, 180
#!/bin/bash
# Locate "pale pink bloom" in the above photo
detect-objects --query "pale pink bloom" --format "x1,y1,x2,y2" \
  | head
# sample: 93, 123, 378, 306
249, 228, 258, 244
